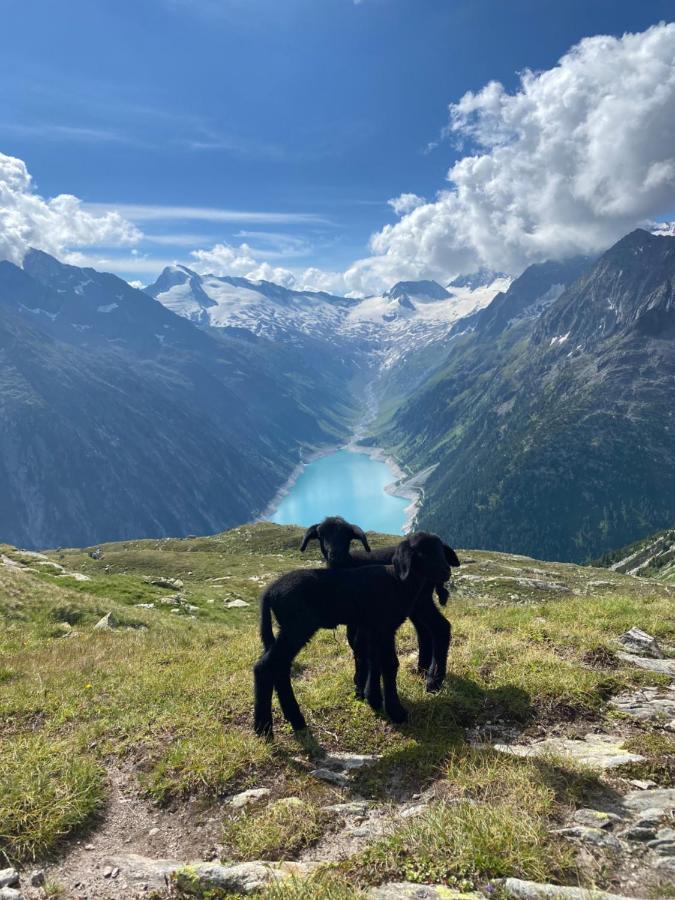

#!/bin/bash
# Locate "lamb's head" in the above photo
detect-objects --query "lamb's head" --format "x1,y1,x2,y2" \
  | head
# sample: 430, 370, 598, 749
393, 532, 460, 589
299, 516, 371, 567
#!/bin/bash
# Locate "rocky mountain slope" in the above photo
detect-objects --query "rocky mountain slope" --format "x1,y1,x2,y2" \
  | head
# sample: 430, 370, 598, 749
594, 525, 675, 582
1, 523, 673, 899
0, 252, 353, 548
373, 230, 675, 563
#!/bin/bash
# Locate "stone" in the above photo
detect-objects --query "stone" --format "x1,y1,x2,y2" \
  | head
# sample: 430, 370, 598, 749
571, 809, 621, 829
175, 861, 285, 895
400, 803, 428, 819
648, 826, 675, 854
0, 873, 18, 890
0, 889, 25, 900
324, 801, 371, 817
633, 807, 666, 828
93, 612, 118, 630
628, 778, 658, 790
135, 603, 155, 609
159, 594, 181, 605
654, 856, 675, 875
493, 734, 645, 771
616, 652, 675, 676
103, 854, 184, 890
610, 688, 675, 720
620, 787, 675, 814
103, 867, 113, 878
320, 751, 378, 770
226, 599, 250, 609
622, 826, 656, 841
228, 787, 271, 809
497, 878, 639, 899
146, 577, 184, 590
557, 825, 623, 851
368, 884, 479, 899
617, 627, 663, 658
148, 826, 159, 836
29, 871, 44, 887
310, 767, 350, 787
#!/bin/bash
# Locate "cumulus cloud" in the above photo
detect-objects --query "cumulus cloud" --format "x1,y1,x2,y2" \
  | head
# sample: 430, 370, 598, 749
388, 193, 426, 216
345, 23, 675, 293
189, 241, 347, 293
0, 153, 141, 265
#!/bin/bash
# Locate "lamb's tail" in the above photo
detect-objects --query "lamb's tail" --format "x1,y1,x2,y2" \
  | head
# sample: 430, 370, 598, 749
260, 588, 275, 650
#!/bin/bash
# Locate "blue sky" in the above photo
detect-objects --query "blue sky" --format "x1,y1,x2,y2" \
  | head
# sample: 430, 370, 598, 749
1, 0, 674, 292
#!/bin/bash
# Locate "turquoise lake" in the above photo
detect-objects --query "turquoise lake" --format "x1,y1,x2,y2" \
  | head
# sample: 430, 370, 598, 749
268, 449, 409, 534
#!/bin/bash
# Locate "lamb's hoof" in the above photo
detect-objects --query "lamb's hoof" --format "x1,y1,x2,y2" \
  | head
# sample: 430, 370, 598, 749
366, 694, 383, 712
254, 720, 274, 740
354, 690, 365, 701
426, 677, 444, 693
291, 718, 307, 733
386, 705, 409, 724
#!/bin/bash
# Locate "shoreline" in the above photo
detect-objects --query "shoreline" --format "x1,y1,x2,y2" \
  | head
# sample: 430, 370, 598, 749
259, 436, 430, 535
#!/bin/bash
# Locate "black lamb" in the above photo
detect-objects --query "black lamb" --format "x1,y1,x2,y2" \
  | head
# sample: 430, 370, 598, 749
253, 532, 454, 738
299, 516, 459, 694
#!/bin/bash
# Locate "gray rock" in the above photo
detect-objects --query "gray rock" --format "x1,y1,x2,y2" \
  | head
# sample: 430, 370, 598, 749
226, 598, 250, 609
103, 853, 183, 889
648, 826, 675, 854
228, 787, 271, 809
610, 688, 675, 720
654, 855, 675, 875
0, 889, 25, 900
617, 652, 675, 676
29, 871, 44, 887
622, 825, 657, 841
617, 627, 663, 658
310, 767, 350, 787
321, 751, 378, 771
324, 801, 371, 817
368, 884, 480, 899
493, 734, 645, 770
557, 825, 623, 851
498, 878, 639, 899
400, 803, 428, 819
0, 873, 18, 890
632, 807, 666, 828
620, 787, 675, 814
571, 809, 620, 829
175, 862, 273, 895
93, 611, 118, 630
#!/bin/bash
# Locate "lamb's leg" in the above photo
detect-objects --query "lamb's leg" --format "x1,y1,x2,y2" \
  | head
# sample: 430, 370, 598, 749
348, 623, 368, 700
273, 631, 315, 732
254, 647, 276, 738
425, 607, 451, 693
409, 600, 434, 674
380, 630, 408, 724
364, 628, 383, 712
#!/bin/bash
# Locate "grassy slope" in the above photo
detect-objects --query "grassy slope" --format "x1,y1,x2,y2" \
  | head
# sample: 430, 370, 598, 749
0, 524, 673, 897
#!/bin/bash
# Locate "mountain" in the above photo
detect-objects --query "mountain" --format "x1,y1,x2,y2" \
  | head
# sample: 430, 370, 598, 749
374, 230, 675, 562
593, 525, 675, 582
146, 266, 505, 380
0, 252, 352, 548
448, 267, 509, 291
384, 280, 451, 302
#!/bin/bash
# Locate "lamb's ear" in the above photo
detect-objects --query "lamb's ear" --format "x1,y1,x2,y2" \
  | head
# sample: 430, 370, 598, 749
435, 583, 450, 606
300, 524, 319, 552
393, 539, 413, 581
443, 543, 460, 567
351, 525, 371, 553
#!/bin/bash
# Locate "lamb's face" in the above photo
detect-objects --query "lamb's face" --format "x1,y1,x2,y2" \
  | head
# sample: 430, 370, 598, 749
395, 532, 460, 584
299, 516, 370, 567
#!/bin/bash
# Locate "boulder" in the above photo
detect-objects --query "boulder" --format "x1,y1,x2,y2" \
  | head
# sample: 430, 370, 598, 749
498, 878, 639, 899
617, 628, 663, 658
226, 599, 250, 609
227, 787, 271, 809
93, 612, 118, 630
493, 734, 645, 771
0, 873, 19, 890
368, 885, 480, 899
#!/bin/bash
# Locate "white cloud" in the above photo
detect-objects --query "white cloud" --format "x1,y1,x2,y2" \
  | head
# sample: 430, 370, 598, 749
388, 193, 425, 215
0, 153, 141, 265
345, 22, 675, 293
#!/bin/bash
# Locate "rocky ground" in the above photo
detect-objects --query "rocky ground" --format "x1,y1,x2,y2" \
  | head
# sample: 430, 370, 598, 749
1, 525, 673, 899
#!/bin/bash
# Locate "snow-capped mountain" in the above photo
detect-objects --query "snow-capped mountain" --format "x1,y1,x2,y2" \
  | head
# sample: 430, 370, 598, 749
145, 267, 509, 371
